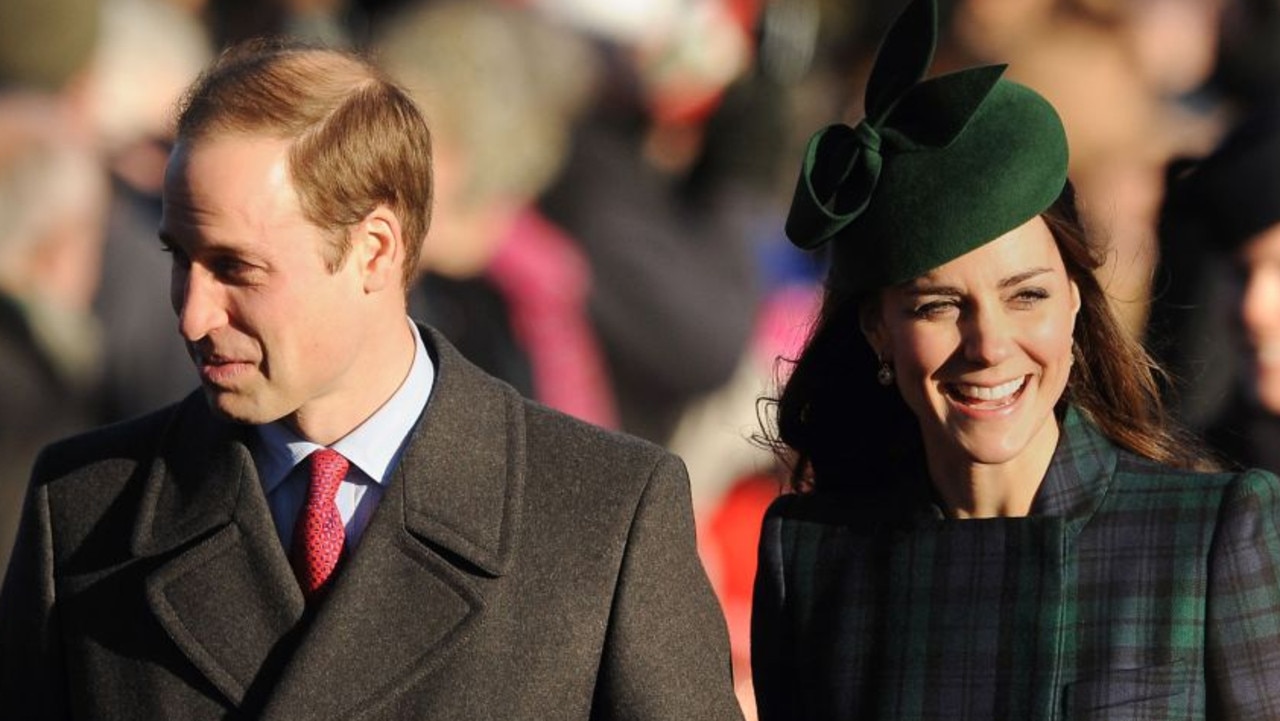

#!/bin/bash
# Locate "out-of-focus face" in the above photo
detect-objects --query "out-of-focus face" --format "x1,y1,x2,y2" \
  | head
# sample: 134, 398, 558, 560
1126, 0, 1225, 96
864, 216, 1080, 471
159, 133, 375, 431
1235, 224, 1280, 414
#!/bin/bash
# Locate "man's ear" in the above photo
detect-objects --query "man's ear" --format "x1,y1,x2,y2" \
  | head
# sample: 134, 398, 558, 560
352, 204, 403, 293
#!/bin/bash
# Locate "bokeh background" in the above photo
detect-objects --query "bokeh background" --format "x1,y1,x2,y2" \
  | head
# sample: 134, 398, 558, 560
4, 0, 1277, 716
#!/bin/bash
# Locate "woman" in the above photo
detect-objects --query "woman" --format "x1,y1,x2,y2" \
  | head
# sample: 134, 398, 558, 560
751, 1, 1280, 719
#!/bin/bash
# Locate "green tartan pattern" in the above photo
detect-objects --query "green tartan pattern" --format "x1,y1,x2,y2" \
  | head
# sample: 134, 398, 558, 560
753, 406, 1280, 720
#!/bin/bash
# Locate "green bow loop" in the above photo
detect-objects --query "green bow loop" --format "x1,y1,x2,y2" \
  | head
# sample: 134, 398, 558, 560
784, 63, 1004, 251
781, 0, 1068, 290
863, 0, 936, 124
882, 64, 1007, 151
785, 123, 884, 250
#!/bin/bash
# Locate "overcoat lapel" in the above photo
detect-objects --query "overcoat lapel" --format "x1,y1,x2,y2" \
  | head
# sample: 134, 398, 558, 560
136, 394, 307, 710
260, 328, 526, 719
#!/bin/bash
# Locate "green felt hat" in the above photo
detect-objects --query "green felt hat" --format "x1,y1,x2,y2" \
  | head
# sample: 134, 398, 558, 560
786, 0, 1068, 292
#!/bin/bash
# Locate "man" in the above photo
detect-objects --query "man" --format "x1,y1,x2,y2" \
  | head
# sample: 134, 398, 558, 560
0, 42, 743, 720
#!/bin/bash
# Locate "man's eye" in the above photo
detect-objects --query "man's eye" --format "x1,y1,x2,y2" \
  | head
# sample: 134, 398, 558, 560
211, 258, 252, 279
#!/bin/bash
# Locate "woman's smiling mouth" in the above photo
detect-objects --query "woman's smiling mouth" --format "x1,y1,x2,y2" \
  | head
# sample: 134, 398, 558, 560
944, 376, 1028, 409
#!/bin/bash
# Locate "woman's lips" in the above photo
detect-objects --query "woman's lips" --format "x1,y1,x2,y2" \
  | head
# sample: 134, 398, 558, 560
944, 376, 1027, 410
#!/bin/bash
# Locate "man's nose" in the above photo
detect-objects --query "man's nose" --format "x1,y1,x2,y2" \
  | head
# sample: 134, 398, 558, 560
173, 264, 228, 342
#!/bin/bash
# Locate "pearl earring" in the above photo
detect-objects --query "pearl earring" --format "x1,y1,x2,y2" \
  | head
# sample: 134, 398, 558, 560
877, 359, 895, 386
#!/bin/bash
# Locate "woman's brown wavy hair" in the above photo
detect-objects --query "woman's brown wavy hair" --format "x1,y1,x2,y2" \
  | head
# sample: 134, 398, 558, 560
766, 182, 1215, 493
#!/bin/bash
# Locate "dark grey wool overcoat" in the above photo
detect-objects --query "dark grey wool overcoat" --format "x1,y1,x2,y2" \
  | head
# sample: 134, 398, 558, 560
0, 326, 743, 720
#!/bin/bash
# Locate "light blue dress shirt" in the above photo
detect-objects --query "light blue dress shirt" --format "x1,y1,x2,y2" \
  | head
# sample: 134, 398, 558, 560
252, 320, 435, 553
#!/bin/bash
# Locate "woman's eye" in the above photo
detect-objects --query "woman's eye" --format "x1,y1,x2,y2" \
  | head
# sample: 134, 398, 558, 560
1010, 287, 1049, 307
911, 300, 957, 319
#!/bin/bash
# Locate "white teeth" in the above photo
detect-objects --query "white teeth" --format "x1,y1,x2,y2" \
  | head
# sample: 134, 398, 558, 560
955, 377, 1025, 401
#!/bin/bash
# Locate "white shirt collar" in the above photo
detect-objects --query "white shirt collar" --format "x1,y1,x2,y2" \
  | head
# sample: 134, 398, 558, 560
255, 319, 435, 491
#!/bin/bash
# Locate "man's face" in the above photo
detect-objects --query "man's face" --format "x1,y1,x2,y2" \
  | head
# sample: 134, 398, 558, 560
159, 134, 372, 431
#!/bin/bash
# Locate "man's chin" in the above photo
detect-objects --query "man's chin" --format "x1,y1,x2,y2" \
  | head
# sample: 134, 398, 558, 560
202, 387, 272, 426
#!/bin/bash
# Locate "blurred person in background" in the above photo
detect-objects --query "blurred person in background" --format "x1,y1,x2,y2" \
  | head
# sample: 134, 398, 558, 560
374, 0, 617, 428
0, 0, 213, 427
196, 0, 354, 48
0, 0, 107, 581
0, 0, 99, 99
88, 0, 214, 423
1146, 0, 1280, 430
1159, 110, 1280, 473
0, 98, 108, 584
533, 0, 768, 446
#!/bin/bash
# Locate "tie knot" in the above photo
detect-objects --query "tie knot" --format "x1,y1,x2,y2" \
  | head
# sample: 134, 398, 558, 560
308, 448, 349, 499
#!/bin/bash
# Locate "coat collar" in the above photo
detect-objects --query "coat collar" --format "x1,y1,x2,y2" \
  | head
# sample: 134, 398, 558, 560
131, 324, 524, 576
391, 324, 525, 577
1030, 405, 1118, 530
896, 405, 1118, 530
129, 391, 252, 558
134, 325, 526, 713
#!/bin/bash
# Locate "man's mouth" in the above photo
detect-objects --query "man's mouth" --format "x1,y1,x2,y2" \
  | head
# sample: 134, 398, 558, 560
194, 351, 255, 385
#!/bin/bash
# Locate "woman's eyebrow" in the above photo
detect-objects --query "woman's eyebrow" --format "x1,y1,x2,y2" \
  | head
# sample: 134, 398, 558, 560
902, 267, 1054, 296
999, 267, 1053, 289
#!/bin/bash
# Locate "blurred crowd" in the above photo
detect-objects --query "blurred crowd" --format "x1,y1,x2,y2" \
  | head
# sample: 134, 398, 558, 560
4, 0, 1280, 716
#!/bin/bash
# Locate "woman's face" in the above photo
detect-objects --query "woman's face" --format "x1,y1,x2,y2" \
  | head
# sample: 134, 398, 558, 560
864, 216, 1080, 469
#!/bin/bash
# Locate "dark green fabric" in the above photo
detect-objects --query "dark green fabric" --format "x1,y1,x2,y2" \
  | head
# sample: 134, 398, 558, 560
752, 406, 1280, 720
785, 0, 1068, 291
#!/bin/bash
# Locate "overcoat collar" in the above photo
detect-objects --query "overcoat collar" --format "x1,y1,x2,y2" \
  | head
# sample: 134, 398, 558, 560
896, 405, 1117, 531
1030, 405, 1118, 530
133, 325, 526, 715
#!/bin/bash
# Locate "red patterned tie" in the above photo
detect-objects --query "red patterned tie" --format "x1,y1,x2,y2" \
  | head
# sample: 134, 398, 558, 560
291, 449, 349, 600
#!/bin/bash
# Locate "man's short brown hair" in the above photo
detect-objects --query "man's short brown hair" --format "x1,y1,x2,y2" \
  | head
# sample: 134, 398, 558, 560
174, 40, 432, 288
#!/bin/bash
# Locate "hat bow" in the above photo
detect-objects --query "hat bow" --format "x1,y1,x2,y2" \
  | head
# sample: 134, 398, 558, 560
785, 0, 1005, 250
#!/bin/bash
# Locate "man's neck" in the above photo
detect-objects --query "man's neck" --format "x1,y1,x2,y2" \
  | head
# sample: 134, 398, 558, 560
285, 315, 418, 446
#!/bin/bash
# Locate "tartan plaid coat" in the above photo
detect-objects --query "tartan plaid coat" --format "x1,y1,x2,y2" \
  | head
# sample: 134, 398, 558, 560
752, 406, 1280, 720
